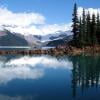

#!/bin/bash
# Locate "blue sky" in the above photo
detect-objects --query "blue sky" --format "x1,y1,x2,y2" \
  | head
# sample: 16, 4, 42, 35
0, 0, 74, 24
0, 0, 99, 35
0, 0, 100, 24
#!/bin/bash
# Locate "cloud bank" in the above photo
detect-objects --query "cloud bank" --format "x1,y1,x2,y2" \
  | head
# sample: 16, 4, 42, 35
0, 7, 100, 35
0, 7, 71, 35
0, 7, 45, 26
78, 7, 100, 17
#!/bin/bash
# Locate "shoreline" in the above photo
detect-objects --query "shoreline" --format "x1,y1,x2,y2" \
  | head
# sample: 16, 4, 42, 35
0, 46, 100, 55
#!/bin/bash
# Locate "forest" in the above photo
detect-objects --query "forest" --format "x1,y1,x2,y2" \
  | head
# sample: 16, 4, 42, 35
72, 3, 100, 48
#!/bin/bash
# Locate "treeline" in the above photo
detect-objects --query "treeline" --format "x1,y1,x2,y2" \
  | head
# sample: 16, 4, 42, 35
72, 3, 100, 48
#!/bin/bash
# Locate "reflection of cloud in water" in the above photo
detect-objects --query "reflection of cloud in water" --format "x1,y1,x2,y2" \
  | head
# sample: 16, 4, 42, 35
0, 95, 38, 100
0, 55, 72, 84
6, 56, 73, 69
0, 67, 44, 84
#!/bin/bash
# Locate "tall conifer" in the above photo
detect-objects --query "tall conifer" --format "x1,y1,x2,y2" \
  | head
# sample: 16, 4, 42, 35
72, 3, 79, 46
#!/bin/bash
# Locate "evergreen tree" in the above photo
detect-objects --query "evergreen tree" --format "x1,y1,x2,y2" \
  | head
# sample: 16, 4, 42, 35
71, 3, 100, 48
72, 3, 79, 46
86, 11, 91, 45
81, 8, 86, 46
96, 13, 100, 44
91, 14, 97, 46
79, 17, 83, 47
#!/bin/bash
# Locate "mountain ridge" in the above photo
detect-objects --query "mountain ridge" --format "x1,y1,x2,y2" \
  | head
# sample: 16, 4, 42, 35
0, 28, 73, 48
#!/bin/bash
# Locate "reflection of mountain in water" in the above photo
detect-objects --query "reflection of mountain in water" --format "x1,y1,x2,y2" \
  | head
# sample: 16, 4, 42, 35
71, 55, 100, 98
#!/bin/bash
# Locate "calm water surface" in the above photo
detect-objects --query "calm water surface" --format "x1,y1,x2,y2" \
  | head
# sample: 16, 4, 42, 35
0, 54, 99, 100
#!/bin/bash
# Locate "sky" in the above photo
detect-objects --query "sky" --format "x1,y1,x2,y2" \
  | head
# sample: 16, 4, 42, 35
0, 0, 100, 35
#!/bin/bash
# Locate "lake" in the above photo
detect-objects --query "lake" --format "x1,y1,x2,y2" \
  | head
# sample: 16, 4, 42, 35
0, 54, 99, 100
0, 46, 31, 51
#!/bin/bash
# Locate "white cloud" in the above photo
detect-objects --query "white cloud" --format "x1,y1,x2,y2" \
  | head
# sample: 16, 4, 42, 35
6, 25, 43, 35
78, 7, 100, 17
0, 7, 100, 35
40, 23, 72, 35
0, 7, 71, 35
0, 7, 45, 26
5, 23, 71, 36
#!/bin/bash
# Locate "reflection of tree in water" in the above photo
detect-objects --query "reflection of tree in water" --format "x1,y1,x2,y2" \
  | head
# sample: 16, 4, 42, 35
71, 55, 100, 98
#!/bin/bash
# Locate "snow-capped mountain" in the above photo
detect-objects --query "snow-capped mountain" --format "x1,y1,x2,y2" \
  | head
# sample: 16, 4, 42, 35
41, 31, 72, 42
40, 31, 73, 47
46, 35, 73, 47
20, 30, 73, 47
0, 27, 41, 47
24, 35, 42, 47
0, 26, 73, 48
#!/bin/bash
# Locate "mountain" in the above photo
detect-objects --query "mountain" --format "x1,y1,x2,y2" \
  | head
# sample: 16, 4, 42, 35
41, 31, 72, 42
46, 35, 73, 47
0, 27, 73, 48
20, 30, 73, 48
0, 30, 28, 46
40, 31, 73, 47
23, 30, 73, 47
24, 35, 42, 48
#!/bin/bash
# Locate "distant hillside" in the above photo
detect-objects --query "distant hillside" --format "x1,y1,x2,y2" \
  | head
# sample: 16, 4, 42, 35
0, 28, 73, 48
24, 35, 41, 48
41, 31, 72, 42
0, 30, 28, 46
46, 35, 73, 47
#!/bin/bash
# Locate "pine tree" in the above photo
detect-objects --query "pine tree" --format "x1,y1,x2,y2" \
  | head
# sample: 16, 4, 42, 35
79, 17, 83, 47
91, 14, 97, 46
96, 13, 100, 44
81, 8, 86, 46
86, 11, 91, 45
72, 3, 79, 46
72, 4, 100, 48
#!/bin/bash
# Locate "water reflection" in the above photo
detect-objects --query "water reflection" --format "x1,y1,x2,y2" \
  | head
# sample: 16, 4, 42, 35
0, 55, 72, 84
0, 55, 99, 100
0, 95, 38, 100
71, 55, 100, 98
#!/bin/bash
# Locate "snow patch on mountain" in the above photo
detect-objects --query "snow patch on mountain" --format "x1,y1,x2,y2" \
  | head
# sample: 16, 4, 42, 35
41, 31, 73, 42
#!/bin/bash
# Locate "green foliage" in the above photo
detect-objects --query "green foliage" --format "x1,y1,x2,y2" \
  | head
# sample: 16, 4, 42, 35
86, 11, 91, 45
72, 3, 100, 47
72, 3, 79, 46
96, 13, 100, 44
91, 14, 97, 45
78, 17, 83, 47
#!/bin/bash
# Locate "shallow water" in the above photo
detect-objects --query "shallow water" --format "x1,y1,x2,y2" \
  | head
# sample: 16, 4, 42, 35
0, 54, 99, 100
